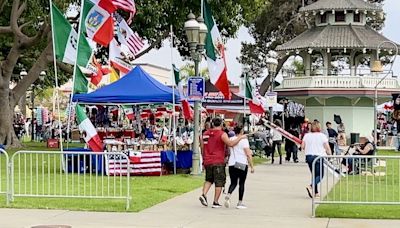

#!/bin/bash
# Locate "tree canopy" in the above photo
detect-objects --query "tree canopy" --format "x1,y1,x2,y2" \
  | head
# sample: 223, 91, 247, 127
0, 0, 261, 147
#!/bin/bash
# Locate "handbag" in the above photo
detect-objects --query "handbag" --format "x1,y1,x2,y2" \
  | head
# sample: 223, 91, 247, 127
232, 147, 247, 171
234, 161, 247, 171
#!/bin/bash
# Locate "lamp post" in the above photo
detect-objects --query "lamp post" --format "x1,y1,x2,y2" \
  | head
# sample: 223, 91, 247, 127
184, 12, 207, 175
266, 57, 278, 123
29, 71, 46, 141
371, 41, 398, 146
241, 65, 250, 130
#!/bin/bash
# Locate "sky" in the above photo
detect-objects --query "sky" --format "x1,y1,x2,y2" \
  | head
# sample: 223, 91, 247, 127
134, 0, 400, 85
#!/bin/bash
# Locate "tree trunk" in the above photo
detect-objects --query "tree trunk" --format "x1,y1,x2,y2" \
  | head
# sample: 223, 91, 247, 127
0, 82, 22, 148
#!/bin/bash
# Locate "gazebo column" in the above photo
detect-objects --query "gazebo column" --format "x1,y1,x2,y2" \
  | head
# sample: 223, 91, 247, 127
301, 52, 312, 76
350, 51, 357, 76
354, 54, 362, 76
370, 50, 378, 76
321, 50, 331, 76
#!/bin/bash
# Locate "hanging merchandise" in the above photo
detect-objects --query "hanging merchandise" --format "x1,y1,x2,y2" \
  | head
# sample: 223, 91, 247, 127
36, 107, 43, 126
42, 108, 49, 124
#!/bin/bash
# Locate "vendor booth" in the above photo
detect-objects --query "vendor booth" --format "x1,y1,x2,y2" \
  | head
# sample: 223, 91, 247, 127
72, 66, 192, 176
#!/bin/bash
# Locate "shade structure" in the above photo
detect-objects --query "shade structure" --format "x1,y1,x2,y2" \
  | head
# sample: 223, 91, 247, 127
73, 66, 180, 104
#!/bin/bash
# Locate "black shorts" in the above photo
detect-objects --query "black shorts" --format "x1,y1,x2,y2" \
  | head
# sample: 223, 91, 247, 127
205, 164, 226, 187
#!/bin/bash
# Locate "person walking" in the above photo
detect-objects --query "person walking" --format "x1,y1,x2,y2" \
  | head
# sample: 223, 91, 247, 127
285, 128, 299, 163
302, 121, 332, 198
325, 122, 338, 154
271, 120, 283, 164
224, 126, 255, 209
337, 122, 346, 146
199, 118, 246, 208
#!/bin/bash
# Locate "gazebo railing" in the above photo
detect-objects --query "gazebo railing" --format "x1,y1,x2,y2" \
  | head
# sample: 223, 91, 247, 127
277, 75, 399, 89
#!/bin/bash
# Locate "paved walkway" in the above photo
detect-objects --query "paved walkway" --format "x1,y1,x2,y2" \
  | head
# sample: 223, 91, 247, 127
1, 156, 400, 228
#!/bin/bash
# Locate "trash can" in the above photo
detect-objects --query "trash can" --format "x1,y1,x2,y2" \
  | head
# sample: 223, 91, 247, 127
350, 133, 360, 145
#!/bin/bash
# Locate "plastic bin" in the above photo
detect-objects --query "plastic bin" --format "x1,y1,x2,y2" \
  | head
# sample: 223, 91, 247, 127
64, 148, 104, 174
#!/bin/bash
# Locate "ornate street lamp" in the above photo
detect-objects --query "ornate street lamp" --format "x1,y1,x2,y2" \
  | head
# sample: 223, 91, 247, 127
184, 12, 200, 53
266, 56, 278, 123
184, 12, 207, 175
371, 41, 398, 146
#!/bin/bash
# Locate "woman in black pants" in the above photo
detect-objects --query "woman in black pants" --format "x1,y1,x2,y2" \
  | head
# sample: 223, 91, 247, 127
271, 120, 283, 164
224, 126, 255, 209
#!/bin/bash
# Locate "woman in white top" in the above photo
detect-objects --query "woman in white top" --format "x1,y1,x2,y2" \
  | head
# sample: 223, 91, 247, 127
224, 126, 254, 209
271, 120, 283, 164
301, 121, 332, 198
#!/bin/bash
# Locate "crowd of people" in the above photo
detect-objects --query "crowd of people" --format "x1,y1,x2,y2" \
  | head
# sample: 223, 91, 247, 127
198, 116, 376, 206
13, 112, 65, 142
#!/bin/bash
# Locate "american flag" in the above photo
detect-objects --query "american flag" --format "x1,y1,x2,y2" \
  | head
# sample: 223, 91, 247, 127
105, 151, 162, 176
114, 13, 144, 56
111, 0, 136, 24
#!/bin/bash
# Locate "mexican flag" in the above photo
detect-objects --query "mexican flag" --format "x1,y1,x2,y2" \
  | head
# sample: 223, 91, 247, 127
245, 77, 265, 114
203, 1, 231, 100
181, 100, 193, 120
173, 64, 184, 97
75, 105, 103, 152
74, 68, 90, 94
51, 4, 77, 65
73, 32, 93, 94
122, 105, 134, 120
81, 0, 116, 46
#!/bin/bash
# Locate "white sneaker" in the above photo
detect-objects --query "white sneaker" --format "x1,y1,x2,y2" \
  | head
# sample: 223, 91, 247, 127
224, 195, 230, 208
236, 203, 247, 209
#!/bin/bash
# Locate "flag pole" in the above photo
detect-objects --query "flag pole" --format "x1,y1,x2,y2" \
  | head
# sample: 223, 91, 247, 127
201, 0, 204, 17
49, 0, 63, 151
170, 24, 177, 175
243, 73, 247, 127
66, 0, 86, 149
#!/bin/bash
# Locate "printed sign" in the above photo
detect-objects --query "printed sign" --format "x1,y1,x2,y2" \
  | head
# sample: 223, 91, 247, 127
187, 77, 205, 101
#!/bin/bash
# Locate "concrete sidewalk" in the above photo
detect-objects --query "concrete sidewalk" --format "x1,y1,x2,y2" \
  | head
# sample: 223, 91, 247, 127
1, 158, 400, 228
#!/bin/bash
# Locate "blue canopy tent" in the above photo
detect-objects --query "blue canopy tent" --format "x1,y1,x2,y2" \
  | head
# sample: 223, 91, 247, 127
72, 66, 180, 104
71, 66, 182, 175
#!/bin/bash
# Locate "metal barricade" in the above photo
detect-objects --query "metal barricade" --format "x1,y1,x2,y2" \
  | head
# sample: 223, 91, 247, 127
10, 151, 131, 210
0, 148, 9, 205
311, 155, 400, 217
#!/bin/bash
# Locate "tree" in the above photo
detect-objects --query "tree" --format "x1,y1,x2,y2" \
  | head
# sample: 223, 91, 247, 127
0, 0, 260, 147
240, 0, 386, 95
179, 63, 209, 82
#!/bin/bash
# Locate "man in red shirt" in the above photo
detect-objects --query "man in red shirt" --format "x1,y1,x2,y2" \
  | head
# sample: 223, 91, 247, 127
199, 117, 247, 208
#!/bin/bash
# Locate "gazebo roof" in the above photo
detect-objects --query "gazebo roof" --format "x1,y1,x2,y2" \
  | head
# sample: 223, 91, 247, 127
275, 24, 399, 52
299, 0, 382, 13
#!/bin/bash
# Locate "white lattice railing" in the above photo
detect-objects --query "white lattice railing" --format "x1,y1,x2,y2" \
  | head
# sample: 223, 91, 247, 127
278, 76, 400, 89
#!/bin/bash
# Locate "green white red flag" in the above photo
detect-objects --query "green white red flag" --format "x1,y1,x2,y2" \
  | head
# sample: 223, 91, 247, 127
51, 3, 77, 65
122, 105, 134, 120
245, 77, 265, 114
75, 105, 103, 152
173, 64, 184, 97
203, 1, 231, 100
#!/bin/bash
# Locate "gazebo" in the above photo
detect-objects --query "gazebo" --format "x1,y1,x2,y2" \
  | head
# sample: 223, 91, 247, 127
274, 0, 400, 137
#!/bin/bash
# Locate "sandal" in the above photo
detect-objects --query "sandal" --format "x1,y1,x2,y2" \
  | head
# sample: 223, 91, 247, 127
306, 186, 313, 198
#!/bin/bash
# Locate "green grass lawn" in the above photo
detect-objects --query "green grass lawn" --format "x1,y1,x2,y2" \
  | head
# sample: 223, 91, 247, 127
0, 174, 203, 212
0, 142, 204, 212
316, 150, 400, 219
0, 141, 265, 212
